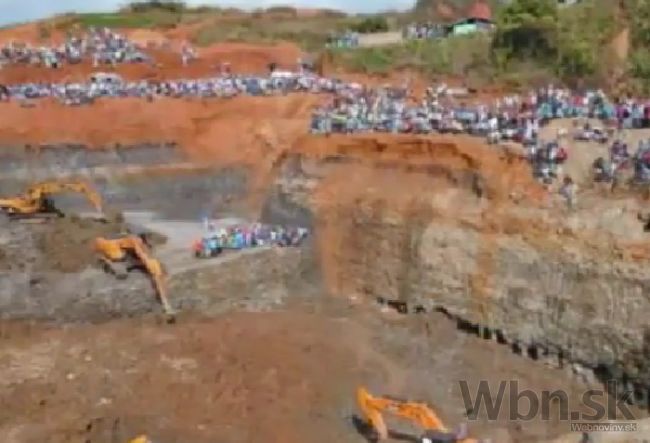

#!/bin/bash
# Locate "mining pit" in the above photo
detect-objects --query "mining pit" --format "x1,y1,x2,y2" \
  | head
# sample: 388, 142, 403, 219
2, 135, 650, 443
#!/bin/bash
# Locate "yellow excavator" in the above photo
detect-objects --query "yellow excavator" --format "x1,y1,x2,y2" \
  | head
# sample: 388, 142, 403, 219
94, 234, 175, 319
356, 386, 482, 443
0, 179, 103, 219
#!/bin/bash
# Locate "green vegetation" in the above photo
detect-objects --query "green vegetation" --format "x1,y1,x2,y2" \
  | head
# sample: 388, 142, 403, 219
491, 0, 619, 86
335, 0, 650, 93
122, 1, 188, 14
191, 14, 357, 51
75, 13, 163, 28
331, 34, 494, 84
61, 1, 216, 29
629, 0, 650, 92
350, 16, 389, 33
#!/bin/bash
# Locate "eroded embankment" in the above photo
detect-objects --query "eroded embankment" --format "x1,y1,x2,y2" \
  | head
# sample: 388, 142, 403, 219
267, 133, 650, 407
0, 95, 317, 214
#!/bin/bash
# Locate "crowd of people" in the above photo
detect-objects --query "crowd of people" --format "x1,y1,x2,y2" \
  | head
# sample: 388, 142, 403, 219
591, 138, 650, 185
325, 31, 360, 49
402, 23, 446, 40
0, 68, 374, 105
309, 84, 650, 141
0, 27, 152, 69
193, 222, 309, 257
4, 26, 650, 193
308, 83, 650, 193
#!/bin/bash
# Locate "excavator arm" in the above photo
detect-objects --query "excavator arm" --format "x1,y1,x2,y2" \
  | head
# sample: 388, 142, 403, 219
127, 237, 174, 316
27, 180, 104, 213
0, 179, 103, 216
94, 235, 174, 317
356, 387, 478, 442
357, 386, 391, 439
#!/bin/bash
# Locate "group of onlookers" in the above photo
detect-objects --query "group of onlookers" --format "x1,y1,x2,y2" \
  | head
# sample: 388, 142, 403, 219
5, 25, 650, 195
193, 222, 309, 257
0, 70, 369, 106
0, 27, 152, 69
325, 31, 360, 49
402, 23, 447, 40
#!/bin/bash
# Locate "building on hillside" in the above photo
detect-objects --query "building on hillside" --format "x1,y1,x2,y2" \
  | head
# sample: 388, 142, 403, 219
448, 0, 495, 36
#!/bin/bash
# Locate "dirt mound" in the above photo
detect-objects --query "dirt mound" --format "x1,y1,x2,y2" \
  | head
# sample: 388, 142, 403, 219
0, 94, 316, 147
34, 217, 127, 272
0, 305, 609, 443
33, 216, 166, 273
0, 311, 383, 443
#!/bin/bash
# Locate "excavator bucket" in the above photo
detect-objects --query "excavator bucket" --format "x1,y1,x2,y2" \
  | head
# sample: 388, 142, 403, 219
152, 273, 176, 320
357, 387, 389, 440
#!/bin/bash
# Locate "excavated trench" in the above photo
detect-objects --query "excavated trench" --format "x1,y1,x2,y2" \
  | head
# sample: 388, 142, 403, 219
0, 143, 321, 322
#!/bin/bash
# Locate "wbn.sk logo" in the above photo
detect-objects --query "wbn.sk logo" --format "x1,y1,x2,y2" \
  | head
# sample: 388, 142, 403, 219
458, 380, 635, 422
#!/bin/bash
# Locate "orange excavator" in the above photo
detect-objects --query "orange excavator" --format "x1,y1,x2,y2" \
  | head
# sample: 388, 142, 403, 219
94, 234, 175, 319
0, 179, 103, 219
356, 386, 482, 443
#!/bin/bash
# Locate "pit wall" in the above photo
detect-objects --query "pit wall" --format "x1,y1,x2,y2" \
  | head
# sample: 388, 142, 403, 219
270, 152, 650, 407
0, 143, 182, 177
0, 144, 249, 219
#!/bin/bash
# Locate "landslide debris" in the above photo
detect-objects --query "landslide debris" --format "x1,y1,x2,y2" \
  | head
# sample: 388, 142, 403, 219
35, 216, 127, 273
0, 215, 168, 273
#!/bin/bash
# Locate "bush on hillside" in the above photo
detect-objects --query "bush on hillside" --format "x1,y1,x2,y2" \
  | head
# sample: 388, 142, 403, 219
493, 0, 558, 60
350, 16, 389, 34
265, 6, 298, 17
124, 1, 186, 14
491, 0, 621, 84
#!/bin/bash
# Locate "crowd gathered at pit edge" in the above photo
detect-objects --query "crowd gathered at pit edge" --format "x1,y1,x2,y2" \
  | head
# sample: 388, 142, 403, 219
4, 28, 650, 202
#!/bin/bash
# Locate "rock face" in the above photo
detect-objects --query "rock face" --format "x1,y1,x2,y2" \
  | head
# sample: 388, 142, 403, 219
0, 143, 249, 219
171, 243, 321, 315
268, 134, 650, 405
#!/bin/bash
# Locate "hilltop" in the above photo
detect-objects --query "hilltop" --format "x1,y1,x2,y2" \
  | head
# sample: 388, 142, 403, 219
1, 0, 647, 92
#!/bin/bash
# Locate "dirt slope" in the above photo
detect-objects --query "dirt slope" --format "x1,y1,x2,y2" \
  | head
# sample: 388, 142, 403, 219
0, 95, 315, 161
0, 305, 616, 443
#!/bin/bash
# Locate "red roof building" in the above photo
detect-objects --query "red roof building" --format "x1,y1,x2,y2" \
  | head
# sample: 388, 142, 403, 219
467, 0, 493, 22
